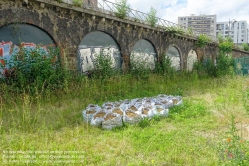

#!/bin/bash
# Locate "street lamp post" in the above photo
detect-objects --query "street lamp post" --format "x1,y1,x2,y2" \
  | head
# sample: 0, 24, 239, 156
228, 19, 236, 42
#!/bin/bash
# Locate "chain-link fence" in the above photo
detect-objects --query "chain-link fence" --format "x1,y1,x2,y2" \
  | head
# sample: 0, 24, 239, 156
234, 56, 249, 75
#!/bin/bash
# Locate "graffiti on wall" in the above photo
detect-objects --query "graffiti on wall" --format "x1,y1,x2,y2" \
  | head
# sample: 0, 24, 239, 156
166, 47, 181, 71
78, 45, 120, 73
0, 41, 54, 78
130, 48, 156, 70
130, 39, 157, 70
187, 49, 197, 71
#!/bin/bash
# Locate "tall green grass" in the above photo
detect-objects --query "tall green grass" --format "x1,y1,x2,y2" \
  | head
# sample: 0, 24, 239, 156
0, 48, 248, 165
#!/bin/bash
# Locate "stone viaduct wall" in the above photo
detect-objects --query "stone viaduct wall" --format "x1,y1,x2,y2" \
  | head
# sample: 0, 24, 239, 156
0, 0, 249, 71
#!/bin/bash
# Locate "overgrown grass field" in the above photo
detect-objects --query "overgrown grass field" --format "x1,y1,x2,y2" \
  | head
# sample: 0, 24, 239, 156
1, 74, 249, 165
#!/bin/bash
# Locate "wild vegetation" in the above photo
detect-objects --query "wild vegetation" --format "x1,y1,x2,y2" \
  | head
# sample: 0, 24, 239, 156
114, 0, 130, 19
0, 44, 249, 165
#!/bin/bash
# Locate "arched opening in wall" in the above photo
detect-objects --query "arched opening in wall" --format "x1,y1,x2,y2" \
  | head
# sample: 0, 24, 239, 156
0, 23, 55, 45
0, 23, 56, 78
166, 46, 181, 71
130, 39, 157, 70
187, 49, 198, 71
78, 31, 121, 74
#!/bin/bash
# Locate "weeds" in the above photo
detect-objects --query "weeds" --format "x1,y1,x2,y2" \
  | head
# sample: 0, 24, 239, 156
218, 115, 249, 165
73, 0, 83, 7
146, 7, 158, 27
114, 0, 130, 19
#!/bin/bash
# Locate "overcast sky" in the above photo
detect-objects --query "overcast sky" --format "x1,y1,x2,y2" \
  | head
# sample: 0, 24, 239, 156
102, 0, 249, 24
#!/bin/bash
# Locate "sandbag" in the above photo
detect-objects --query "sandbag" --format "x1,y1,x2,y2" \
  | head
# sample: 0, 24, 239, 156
82, 104, 101, 122
141, 106, 155, 119
154, 105, 169, 117
112, 107, 124, 117
123, 110, 142, 124
168, 96, 183, 106
90, 110, 107, 127
102, 113, 123, 130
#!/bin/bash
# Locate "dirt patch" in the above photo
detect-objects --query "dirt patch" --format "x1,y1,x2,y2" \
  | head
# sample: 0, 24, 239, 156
161, 101, 167, 104
94, 112, 106, 119
142, 108, 149, 115
86, 110, 96, 114
126, 111, 137, 117
130, 106, 137, 111
157, 108, 163, 112
113, 109, 123, 115
104, 114, 116, 121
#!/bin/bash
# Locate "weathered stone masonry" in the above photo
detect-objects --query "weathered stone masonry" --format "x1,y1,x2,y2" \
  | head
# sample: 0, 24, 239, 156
0, 0, 249, 71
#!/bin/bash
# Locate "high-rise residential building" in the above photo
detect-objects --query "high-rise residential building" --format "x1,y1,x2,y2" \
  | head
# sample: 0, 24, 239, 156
216, 20, 249, 44
178, 14, 217, 36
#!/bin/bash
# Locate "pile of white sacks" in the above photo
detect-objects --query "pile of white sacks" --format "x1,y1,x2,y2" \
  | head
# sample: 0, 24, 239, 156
82, 94, 183, 130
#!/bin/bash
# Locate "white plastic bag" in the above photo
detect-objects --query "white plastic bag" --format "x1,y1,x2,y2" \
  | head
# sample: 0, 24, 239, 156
102, 113, 123, 130
123, 110, 142, 124
90, 110, 107, 127
82, 106, 100, 122
154, 105, 169, 117
141, 106, 155, 118
112, 107, 124, 117
168, 96, 183, 106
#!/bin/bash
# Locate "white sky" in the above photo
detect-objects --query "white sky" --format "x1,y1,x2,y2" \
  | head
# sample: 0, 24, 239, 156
102, 0, 249, 24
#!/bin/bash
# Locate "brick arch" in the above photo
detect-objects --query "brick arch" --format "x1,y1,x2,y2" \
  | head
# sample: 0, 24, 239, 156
79, 30, 122, 52
131, 38, 158, 56
0, 22, 57, 46
186, 49, 198, 71
165, 44, 183, 70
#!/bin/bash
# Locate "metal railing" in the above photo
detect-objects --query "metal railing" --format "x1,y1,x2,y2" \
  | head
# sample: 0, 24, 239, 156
98, 0, 218, 42
64, 0, 218, 42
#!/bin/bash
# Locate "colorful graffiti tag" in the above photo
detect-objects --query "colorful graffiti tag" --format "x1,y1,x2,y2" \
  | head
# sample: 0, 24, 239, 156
78, 45, 120, 73
0, 41, 54, 78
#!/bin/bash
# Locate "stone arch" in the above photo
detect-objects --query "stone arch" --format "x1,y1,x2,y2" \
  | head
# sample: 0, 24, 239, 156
165, 44, 183, 71
0, 23, 56, 45
130, 38, 157, 70
187, 49, 198, 71
77, 31, 122, 73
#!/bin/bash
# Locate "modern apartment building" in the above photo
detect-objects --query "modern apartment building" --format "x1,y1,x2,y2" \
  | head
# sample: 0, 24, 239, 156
178, 14, 216, 36
216, 20, 249, 44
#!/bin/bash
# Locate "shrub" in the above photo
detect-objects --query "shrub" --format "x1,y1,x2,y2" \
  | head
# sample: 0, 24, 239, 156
92, 48, 117, 79
165, 26, 184, 36
73, 0, 83, 7
195, 34, 211, 48
145, 7, 158, 27
129, 53, 152, 80
2, 46, 69, 94
242, 43, 249, 51
115, 0, 130, 19
219, 37, 234, 54
155, 55, 176, 77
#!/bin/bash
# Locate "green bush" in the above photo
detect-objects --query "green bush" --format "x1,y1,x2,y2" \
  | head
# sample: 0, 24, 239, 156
73, 0, 83, 7
195, 34, 211, 48
129, 53, 152, 80
145, 7, 158, 27
155, 55, 176, 77
219, 37, 234, 54
165, 26, 185, 36
2, 46, 69, 94
115, 0, 130, 19
193, 52, 234, 78
92, 49, 117, 79
242, 43, 249, 51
